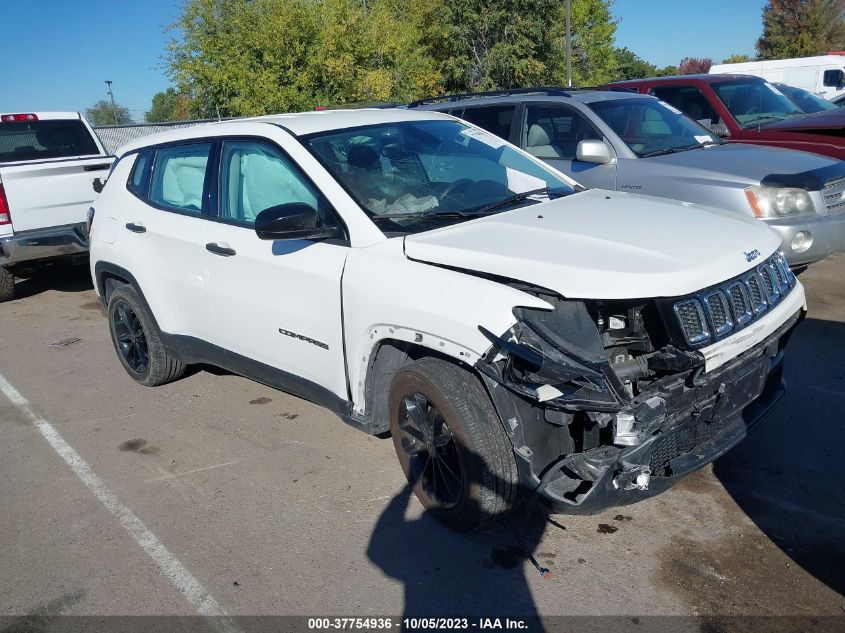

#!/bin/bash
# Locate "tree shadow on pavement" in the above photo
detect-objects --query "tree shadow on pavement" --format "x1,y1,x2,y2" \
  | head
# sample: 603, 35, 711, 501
713, 317, 845, 598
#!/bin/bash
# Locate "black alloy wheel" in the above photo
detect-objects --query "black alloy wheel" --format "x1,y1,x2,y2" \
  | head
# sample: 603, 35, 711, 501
111, 300, 149, 376
396, 392, 465, 509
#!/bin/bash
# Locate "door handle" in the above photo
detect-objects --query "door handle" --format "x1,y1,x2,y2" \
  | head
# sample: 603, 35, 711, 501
84, 163, 113, 172
206, 242, 236, 257
125, 222, 146, 233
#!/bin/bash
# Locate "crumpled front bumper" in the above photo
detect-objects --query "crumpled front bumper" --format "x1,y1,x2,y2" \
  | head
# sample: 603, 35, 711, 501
504, 308, 802, 515
0, 223, 88, 266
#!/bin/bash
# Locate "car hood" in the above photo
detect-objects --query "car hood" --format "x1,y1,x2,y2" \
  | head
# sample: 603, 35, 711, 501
403, 189, 781, 300
760, 108, 845, 132
643, 142, 837, 182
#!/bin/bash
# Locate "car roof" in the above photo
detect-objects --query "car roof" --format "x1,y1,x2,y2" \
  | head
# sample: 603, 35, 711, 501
115, 108, 450, 155
611, 73, 763, 86
411, 90, 654, 110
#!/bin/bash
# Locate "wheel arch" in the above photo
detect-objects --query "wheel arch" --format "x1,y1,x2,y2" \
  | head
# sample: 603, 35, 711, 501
94, 262, 158, 327
358, 336, 488, 436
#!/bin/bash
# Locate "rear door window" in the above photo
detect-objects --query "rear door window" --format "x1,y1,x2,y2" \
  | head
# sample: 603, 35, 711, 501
0, 120, 100, 162
459, 105, 517, 140
149, 143, 212, 214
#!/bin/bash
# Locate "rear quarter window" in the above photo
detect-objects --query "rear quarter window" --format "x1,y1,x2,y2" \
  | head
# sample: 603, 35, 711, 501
126, 151, 151, 196
0, 120, 100, 162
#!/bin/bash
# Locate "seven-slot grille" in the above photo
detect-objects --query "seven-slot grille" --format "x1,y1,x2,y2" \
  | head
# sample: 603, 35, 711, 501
673, 252, 796, 348
823, 178, 845, 213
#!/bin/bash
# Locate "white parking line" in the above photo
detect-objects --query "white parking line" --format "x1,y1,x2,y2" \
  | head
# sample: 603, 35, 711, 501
0, 372, 241, 633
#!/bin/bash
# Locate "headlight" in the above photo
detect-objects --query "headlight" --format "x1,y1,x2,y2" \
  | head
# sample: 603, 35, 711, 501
745, 186, 815, 218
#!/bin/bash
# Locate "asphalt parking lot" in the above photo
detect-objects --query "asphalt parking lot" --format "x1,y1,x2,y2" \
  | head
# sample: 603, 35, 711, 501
1, 255, 844, 629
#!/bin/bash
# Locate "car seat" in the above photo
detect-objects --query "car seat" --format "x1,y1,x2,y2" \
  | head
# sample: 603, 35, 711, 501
526, 123, 563, 158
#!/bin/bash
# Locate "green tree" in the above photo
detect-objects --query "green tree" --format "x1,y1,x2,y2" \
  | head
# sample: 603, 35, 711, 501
165, 0, 618, 113
757, 0, 845, 59
654, 65, 679, 77
562, 0, 618, 86
145, 87, 191, 122
437, 0, 560, 92
305, 0, 442, 105
85, 100, 133, 126
167, 0, 320, 118
612, 47, 657, 80
167, 0, 443, 116
721, 53, 753, 64
434, 0, 616, 91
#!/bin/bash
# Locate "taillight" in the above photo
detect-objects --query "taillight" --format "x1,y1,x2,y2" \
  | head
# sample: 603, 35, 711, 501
1, 113, 37, 122
86, 207, 95, 236
0, 183, 11, 226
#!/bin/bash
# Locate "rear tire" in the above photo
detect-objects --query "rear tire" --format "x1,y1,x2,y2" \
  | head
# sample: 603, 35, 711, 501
107, 285, 186, 386
388, 357, 519, 531
0, 266, 14, 303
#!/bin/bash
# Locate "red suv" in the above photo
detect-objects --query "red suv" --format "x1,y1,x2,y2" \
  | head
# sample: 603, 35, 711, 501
608, 74, 845, 160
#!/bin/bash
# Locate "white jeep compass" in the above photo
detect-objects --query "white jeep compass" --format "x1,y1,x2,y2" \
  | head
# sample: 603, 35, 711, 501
89, 109, 805, 530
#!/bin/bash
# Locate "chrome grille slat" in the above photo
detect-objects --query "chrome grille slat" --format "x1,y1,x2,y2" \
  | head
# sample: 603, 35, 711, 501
823, 178, 845, 213
673, 253, 795, 348
727, 282, 753, 326
703, 291, 733, 336
745, 274, 767, 315
758, 263, 780, 304
674, 299, 710, 346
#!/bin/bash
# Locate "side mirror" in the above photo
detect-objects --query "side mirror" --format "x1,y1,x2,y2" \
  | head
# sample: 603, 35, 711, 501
255, 203, 339, 241
576, 140, 613, 164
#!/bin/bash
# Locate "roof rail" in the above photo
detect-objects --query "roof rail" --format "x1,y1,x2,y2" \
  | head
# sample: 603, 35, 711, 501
407, 86, 572, 107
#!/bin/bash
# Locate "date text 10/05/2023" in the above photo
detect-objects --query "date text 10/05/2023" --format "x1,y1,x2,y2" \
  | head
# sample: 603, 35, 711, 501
307, 617, 530, 630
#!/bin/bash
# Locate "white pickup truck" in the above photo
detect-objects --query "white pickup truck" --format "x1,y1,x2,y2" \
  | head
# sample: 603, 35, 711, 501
0, 112, 114, 301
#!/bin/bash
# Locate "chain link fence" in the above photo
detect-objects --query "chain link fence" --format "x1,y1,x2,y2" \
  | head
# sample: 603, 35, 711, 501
93, 119, 225, 154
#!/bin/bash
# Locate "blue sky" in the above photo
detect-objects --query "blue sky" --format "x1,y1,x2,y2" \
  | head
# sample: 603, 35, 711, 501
615, 0, 768, 68
0, 0, 768, 117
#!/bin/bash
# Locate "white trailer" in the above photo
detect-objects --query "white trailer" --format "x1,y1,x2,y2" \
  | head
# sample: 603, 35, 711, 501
710, 54, 845, 100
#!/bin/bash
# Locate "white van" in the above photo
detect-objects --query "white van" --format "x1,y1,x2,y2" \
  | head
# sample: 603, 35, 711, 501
710, 54, 845, 100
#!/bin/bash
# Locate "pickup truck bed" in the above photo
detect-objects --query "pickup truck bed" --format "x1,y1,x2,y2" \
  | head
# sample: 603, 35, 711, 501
0, 112, 113, 301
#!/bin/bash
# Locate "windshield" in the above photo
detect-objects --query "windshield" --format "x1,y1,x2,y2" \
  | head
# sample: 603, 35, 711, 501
588, 98, 720, 158
303, 119, 576, 234
0, 119, 100, 162
776, 84, 838, 114
712, 80, 804, 128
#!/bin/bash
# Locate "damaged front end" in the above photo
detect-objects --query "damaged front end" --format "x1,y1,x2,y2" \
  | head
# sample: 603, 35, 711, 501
476, 285, 802, 514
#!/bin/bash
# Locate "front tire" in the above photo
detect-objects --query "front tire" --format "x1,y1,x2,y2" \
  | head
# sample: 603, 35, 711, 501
0, 266, 14, 303
107, 285, 186, 386
388, 357, 519, 531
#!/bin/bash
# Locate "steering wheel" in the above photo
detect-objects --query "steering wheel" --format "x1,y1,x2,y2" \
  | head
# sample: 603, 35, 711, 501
439, 178, 473, 201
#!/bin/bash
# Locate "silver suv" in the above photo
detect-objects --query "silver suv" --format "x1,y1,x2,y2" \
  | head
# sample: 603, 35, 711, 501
411, 88, 845, 267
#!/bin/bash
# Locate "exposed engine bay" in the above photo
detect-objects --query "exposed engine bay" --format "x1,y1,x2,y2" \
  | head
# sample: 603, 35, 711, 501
476, 289, 802, 514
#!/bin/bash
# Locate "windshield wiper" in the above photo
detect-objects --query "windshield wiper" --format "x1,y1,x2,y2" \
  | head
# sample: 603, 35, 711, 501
373, 210, 473, 219
741, 114, 791, 128
639, 146, 699, 158
471, 187, 553, 215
